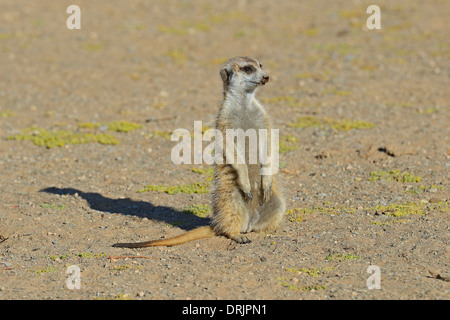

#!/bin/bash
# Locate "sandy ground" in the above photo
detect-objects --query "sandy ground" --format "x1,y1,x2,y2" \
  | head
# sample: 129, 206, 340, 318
0, 0, 449, 300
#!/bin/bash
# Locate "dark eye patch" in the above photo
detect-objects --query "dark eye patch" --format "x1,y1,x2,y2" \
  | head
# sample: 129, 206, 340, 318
241, 65, 256, 73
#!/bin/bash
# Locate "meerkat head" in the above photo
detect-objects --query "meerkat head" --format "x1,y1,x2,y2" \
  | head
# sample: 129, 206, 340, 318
220, 56, 269, 93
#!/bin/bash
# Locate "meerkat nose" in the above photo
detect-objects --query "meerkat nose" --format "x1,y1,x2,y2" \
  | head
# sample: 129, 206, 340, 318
262, 76, 269, 84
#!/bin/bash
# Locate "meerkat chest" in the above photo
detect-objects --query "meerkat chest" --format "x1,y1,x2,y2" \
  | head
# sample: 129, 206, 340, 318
225, 104, 267, 174
227, 105, 266, 131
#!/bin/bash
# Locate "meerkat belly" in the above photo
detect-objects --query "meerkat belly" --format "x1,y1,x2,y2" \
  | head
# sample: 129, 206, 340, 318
235, 112, 267, 231
229, 111, 266, 181
245, 163, 262, 232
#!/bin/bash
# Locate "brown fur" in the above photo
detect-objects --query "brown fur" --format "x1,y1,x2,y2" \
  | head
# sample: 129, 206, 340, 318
113, 226, 215, 248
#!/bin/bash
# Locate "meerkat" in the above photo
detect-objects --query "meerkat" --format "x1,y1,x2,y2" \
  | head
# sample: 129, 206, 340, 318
113, 56, 286, 248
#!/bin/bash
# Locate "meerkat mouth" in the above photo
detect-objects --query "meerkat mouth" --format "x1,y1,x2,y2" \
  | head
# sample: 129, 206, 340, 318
249, 80, 266, 86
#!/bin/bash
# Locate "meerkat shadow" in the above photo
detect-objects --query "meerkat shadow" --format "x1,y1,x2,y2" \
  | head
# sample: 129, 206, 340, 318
39, 187, 210, 231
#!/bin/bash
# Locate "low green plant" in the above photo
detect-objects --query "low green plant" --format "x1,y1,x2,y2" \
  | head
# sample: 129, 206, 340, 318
285, 266, 335, 277
369, 201, 448, 217
183, 204, 211, 218
276, 277, 326, 291
30, 266, 59, 274
0, 110, 14, 117
289, 116, 374, 131
279, 134, 299, 153
286, 206, 356, 222
192, 167, 214, 176
46, 254, 71, 261
76, 252, 108, 258
369, 170, 421, 183
325, 253, 360, 261
137, 182, 210, 194
78, 120, 142, 133
84, 42, 103, 51
40, 203, 66, 210
7, 127, 119, 148
148, 130, 172, 140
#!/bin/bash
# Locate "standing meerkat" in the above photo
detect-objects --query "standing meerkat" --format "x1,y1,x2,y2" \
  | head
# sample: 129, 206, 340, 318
113, 56, 285, 248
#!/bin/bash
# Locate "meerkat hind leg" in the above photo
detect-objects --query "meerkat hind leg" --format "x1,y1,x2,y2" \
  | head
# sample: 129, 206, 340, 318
229, 234, 252, 244
252, 187, 285, 233
212, 188, 252, 244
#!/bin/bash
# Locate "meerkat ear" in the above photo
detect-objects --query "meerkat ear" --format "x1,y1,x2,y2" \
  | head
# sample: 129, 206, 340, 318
220, 65, 233, 84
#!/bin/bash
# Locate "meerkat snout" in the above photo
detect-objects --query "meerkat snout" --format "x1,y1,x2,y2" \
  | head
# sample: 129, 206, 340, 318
261, 75, 269, 85
253, 67, 269, 86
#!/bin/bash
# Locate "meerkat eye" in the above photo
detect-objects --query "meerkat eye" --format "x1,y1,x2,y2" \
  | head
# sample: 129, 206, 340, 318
242, 65, 255, 73
259, 63, 263, 68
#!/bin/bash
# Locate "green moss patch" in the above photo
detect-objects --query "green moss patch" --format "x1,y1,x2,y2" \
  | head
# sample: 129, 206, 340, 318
138, 166, 214, 195
276, 277, 327, 291
45, 254, 71, 261
7, 127, 119, 148
288, 116, 322, 129
416, 107, 437, 114
45, 252, 107, 261
183, 204, 211, 218
148, 130, 172, 140
369, 201, 448, 217
29, 266, 59, 275
78, 120, 143, 133
285, 266, 335, 277
40, 203, 67, 210
77, 122, 100, 129
325, 253, 360, 261
137, 181, 210, 195
94, 293, 132, 300
286, 206, 356, 222
76, 252, 108, 258
324, 118, 374, 131
289, 116, 374, 131
192, 167, 214, 176
279, 134, 299, 153
288, 201, 447, 226
0, 110, 14, 118
164, 49, 187, 65
84, 42, 103, 51
158, 25, 188, 35
405, 184, 446, 195
369, 170, 421, 183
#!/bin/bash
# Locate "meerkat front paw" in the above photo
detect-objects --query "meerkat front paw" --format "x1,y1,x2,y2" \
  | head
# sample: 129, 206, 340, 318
238, 175, 253, 201
242, 188, 253, 201
261, 174, 272, 202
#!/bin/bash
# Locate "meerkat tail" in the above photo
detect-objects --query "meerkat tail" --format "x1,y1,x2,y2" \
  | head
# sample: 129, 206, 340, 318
112, 226, 215, 248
